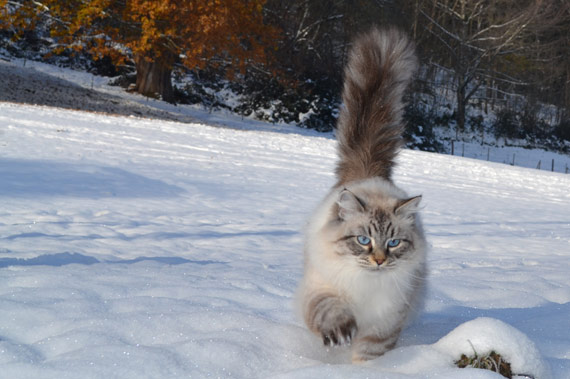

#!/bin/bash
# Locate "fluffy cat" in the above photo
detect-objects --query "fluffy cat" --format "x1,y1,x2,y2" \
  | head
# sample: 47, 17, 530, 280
297, 27, 427, 363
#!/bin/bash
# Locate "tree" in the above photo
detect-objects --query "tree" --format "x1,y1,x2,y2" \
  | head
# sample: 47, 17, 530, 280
524, 0, 570, 110
1, 0, 276, 102
264, 0, 404, 89
412, 0, 553, 131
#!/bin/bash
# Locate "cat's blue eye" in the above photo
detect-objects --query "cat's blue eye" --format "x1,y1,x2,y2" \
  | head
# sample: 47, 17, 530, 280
387, 239, 401, 248
356, 235, 371, 245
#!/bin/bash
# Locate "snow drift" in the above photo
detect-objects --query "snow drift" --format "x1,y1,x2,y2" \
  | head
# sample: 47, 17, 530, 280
0, 96, 569, 378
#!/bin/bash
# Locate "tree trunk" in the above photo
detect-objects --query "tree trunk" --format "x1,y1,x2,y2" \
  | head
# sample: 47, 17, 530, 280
134, 55, 174, 103
565, 61, 570, 109
456, 77, 466, 132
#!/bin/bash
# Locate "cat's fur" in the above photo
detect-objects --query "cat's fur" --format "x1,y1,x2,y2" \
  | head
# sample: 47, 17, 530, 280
297, 27, 427, 362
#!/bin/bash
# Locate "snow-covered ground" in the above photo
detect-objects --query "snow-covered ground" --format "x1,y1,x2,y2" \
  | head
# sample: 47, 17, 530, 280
1, 97, 569, 378
434, 130, 569, 175
1, 57, 570, 378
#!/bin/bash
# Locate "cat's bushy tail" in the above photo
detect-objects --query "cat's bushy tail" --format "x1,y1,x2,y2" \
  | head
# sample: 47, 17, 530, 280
335, 27, 417, 185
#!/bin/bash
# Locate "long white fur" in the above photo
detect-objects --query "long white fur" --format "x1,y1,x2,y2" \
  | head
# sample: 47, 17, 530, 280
300, 177, 426, 340
297, 27, 426, 362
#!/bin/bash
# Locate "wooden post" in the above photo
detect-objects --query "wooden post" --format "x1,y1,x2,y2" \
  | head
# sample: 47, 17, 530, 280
451, 140, 454, 155
552, 159, 555, 172
537, 160, 541, 170
487, 147, 490, 161
462, 143, 465, 157
512, 154, 516, 166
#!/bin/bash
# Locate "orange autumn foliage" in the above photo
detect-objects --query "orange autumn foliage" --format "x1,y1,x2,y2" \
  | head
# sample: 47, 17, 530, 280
1, 0, 277, 99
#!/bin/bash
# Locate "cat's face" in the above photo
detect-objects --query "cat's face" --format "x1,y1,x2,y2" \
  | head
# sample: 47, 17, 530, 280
331, 189, 422, 271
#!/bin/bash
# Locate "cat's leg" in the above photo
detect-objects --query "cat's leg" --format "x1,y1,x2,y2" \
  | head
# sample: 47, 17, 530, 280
351, 327, 401, 362
304, 292, 357, 346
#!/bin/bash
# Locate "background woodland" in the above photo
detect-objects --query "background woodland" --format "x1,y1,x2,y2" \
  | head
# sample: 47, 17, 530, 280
1, 0, 569, 152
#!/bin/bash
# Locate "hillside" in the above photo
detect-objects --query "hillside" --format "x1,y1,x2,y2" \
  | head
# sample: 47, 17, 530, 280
1, 57, 569, 174
1, 93, 569, 377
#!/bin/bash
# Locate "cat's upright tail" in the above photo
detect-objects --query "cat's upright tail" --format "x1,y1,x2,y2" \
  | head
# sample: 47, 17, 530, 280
335, 27, 417, 186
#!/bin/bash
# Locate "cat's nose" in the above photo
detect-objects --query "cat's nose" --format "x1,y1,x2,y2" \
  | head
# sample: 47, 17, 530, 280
373, 254, 386, 265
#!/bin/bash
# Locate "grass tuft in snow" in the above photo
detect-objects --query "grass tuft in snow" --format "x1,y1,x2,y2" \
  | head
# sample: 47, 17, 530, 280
455, 349, 513, 378
454, 340, 515, 378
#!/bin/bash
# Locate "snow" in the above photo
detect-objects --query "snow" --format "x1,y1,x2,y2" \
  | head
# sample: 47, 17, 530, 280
435, 134, 569, 174
435, 317, 551, 378
1, 60, 570, 378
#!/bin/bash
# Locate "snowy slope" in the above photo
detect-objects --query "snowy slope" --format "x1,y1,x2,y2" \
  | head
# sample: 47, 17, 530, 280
2, 57, 569, 175
1, 101, 569, 378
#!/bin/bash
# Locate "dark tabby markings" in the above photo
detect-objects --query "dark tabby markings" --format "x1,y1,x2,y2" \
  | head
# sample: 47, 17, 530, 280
306, 293, 357, 346
353, 328, 402, 361
334, 28, 417, 185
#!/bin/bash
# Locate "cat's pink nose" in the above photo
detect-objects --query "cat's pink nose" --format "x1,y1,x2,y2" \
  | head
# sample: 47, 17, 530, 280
374, 257, 385, 265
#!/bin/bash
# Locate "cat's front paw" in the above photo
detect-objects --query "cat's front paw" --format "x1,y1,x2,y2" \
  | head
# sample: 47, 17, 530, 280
320, 316, 357, 346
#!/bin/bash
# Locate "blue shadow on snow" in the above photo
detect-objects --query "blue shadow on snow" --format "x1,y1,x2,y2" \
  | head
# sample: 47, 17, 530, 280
0, 158, 184, 198
0, 252, 224, 268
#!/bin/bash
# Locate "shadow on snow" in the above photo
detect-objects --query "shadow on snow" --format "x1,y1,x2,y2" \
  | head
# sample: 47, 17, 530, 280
0, 252, 224, 268
0, 158, 184, 198
3, 229, 298, 241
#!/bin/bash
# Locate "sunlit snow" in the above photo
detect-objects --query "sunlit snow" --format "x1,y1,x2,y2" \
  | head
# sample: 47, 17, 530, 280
0, 65, 569, 378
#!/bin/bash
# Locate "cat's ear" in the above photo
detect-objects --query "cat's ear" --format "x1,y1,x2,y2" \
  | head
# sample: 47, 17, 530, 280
337, 190, 366, 220
395, 195, 422, 216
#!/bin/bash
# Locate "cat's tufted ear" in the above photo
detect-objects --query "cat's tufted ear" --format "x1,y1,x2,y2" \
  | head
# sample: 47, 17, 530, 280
337, 190, 366, 220
395, 195, 422, 216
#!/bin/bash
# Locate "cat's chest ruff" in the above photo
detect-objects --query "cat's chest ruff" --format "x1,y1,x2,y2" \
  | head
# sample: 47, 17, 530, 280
348, 269, 410, 331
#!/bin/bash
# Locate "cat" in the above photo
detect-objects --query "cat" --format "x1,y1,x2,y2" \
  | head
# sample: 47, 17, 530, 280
297, 27, 427, 363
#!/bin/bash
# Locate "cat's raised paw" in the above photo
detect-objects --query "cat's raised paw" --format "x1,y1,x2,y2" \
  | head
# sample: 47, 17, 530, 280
321, 317, 357, 346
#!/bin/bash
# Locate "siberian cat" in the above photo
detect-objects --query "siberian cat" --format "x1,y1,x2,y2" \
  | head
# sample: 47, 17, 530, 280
298, 27, 427, 362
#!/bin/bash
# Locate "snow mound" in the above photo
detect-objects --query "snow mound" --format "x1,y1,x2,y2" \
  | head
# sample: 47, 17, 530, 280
359, 317, 552, 378
435, 317, 552, 379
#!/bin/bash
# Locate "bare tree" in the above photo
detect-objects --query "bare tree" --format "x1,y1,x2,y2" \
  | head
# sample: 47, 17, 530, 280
415, 0, 554, 131
528, 0, 570, 110
264, 0, 402, 87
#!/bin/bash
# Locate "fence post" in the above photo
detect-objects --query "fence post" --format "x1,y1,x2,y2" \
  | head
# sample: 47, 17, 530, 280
451, 140, 454, 155
487, 147, 490, 161
462, 143, 465, 157
537, 160, 541, 170
512, 153, 516, 166
552, 159, 555, 172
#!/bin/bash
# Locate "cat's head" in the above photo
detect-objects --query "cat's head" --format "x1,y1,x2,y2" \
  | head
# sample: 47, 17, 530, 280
329, 188, 424, 271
